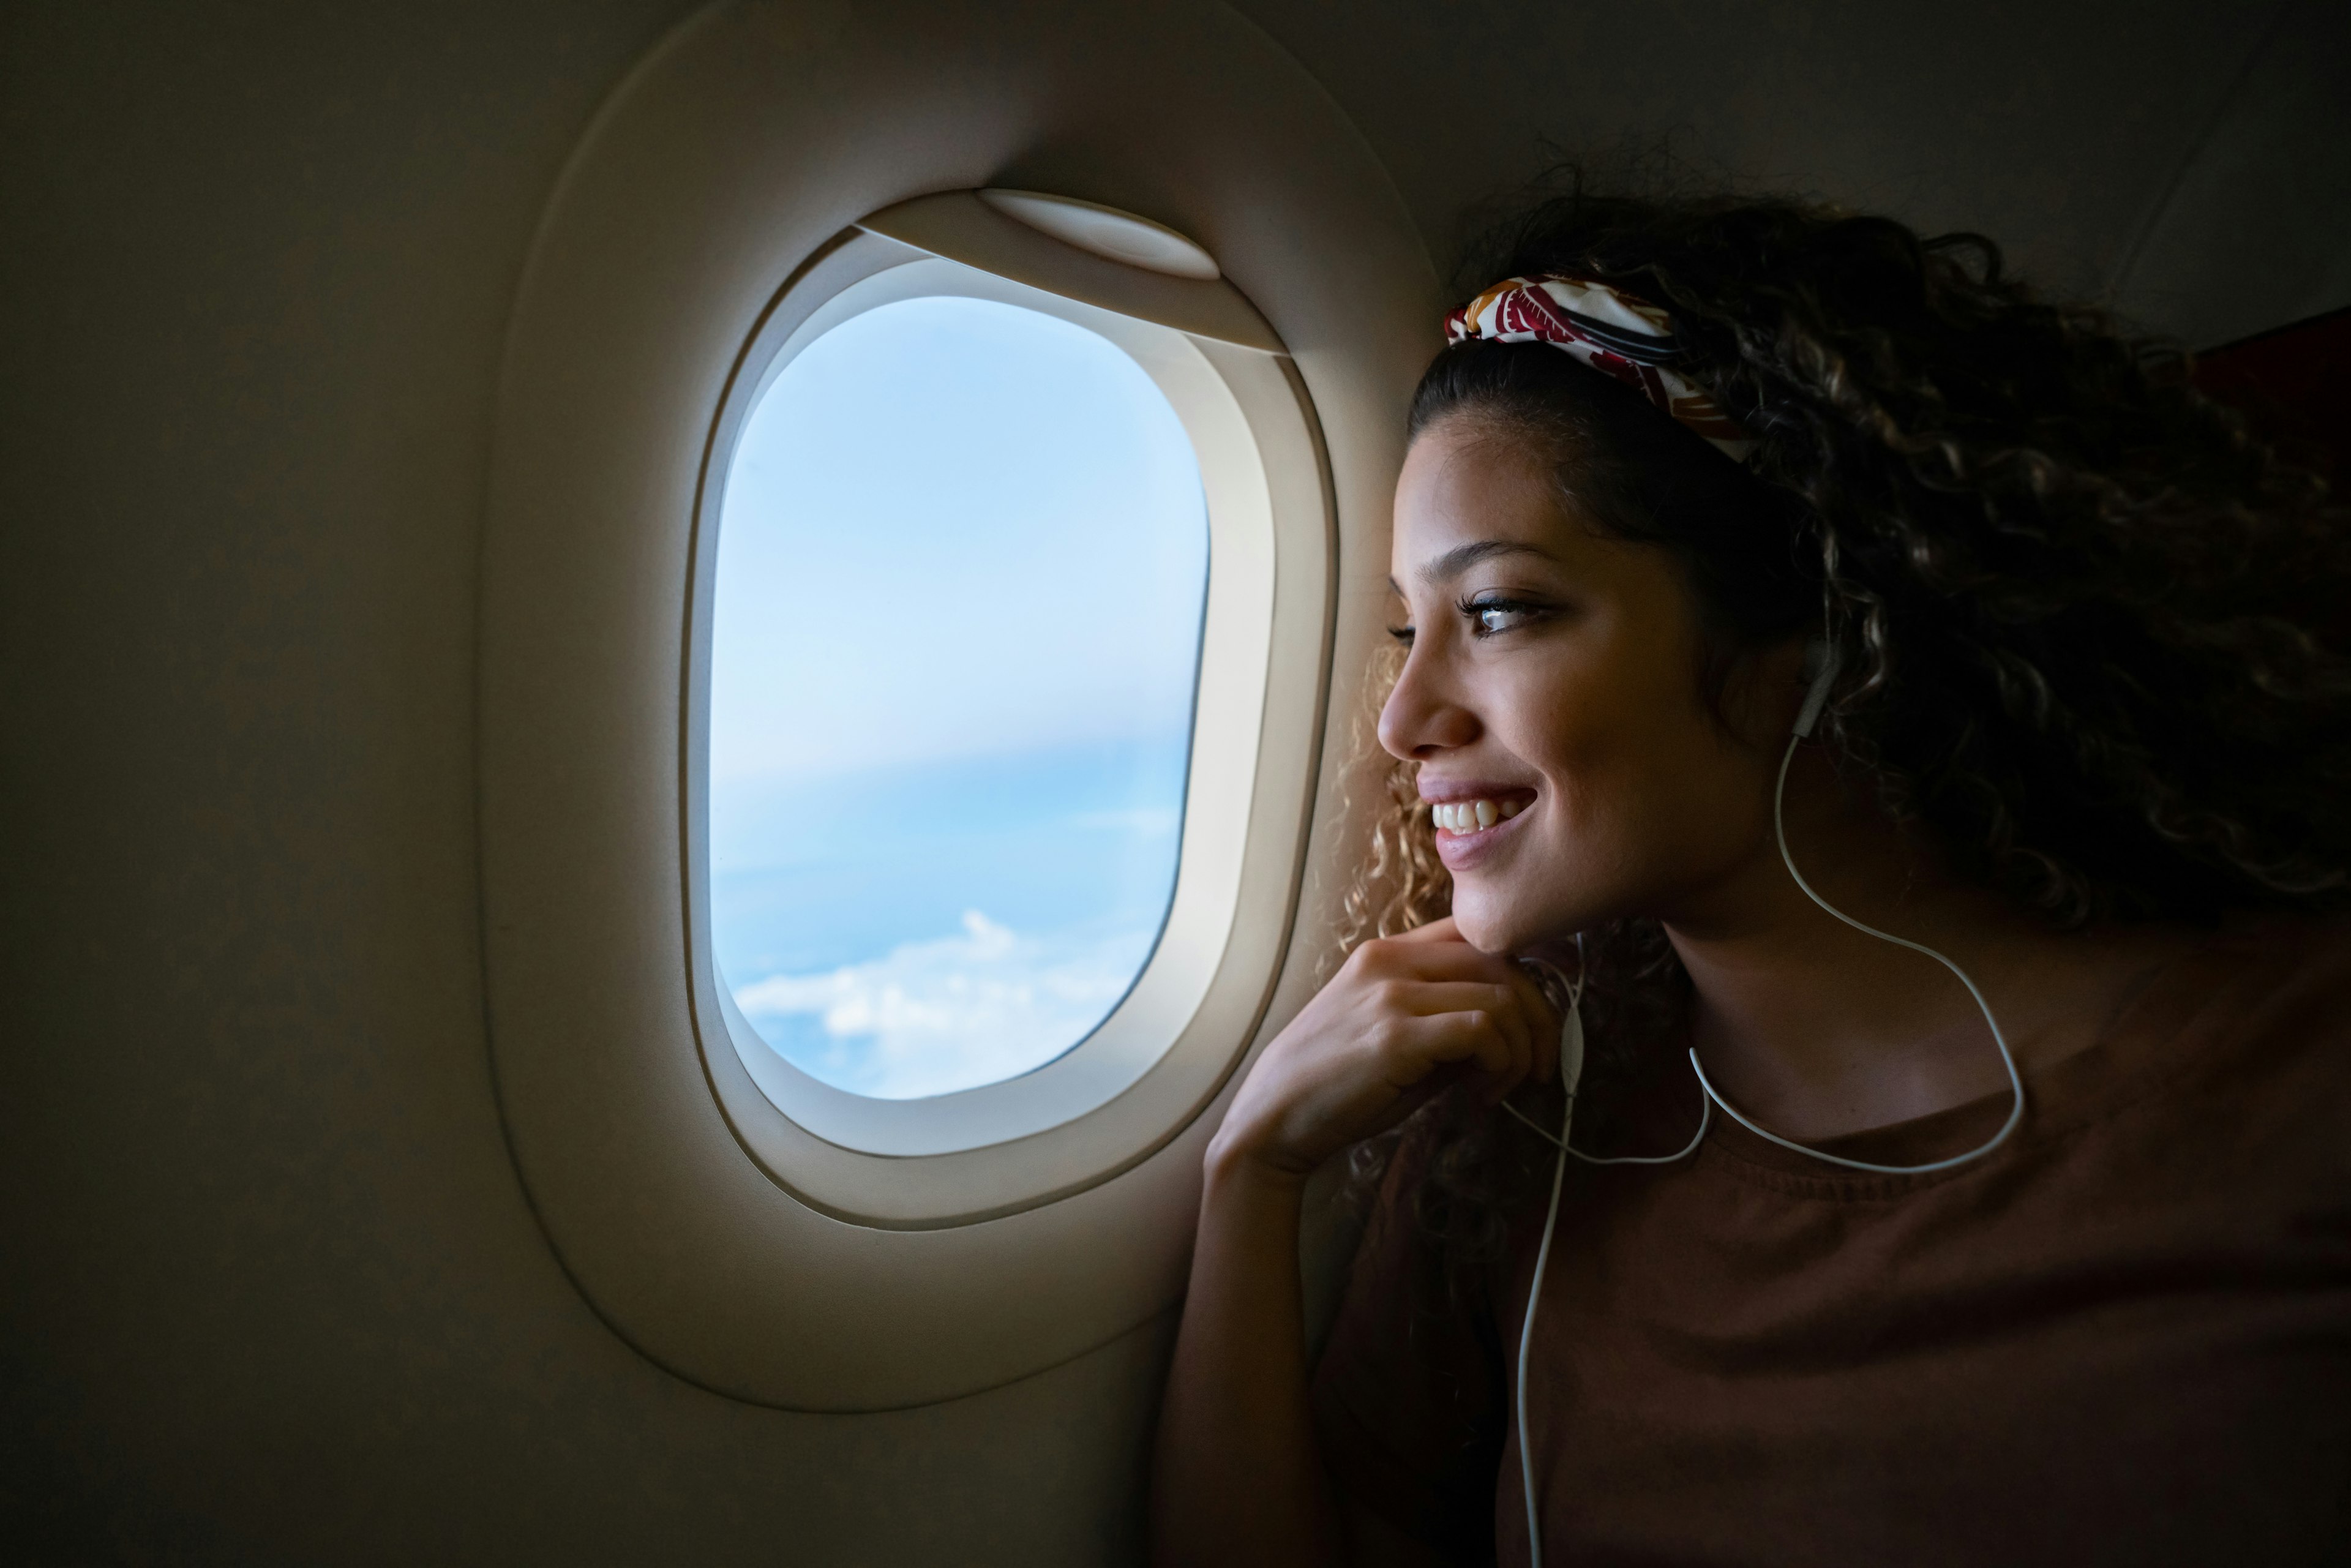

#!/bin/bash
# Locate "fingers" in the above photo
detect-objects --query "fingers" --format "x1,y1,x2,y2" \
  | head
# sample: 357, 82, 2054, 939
1354, 930, 1521, 985
1392, 1006, 1523, 1090
1388, 966, 1559, 1077
1370, 975, 1535, 1057
1238, 925, 1573, 1174
1385, 980, 1520, 1022
1349, 930, 1565, 1087
1422, 983, 1537, 1080
1378, 1009, 1529, 1099
1504, 965, 1563, 1084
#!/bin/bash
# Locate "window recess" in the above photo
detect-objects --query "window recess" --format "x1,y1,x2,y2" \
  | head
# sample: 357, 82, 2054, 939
474, 0, 1433, 1408
683, 193, 1333, 1218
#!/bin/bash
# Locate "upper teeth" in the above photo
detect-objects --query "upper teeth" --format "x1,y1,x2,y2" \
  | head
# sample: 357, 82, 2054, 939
1433, 799, 1520, 831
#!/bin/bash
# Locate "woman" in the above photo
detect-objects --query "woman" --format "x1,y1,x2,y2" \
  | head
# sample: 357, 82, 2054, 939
1150, 189, 2351, 1566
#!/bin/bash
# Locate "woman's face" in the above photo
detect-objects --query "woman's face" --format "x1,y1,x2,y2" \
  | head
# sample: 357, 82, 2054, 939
1379, 416, 1798, 955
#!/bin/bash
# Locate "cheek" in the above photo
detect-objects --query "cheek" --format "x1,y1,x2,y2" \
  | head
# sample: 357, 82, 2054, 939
1511, 657, 1686, 797
1526, 673, 1767, 872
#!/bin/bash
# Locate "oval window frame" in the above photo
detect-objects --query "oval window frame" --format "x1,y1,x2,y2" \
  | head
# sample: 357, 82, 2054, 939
474, 0, 1438, 1411
686, 200, 1334, 1218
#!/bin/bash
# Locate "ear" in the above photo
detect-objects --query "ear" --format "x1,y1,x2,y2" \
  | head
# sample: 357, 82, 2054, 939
1727, 631, 1817, 745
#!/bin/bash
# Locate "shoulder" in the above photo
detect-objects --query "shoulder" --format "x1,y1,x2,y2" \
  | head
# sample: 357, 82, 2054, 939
2177, 911, 2351, 1071
2101, 912, 2351, 1170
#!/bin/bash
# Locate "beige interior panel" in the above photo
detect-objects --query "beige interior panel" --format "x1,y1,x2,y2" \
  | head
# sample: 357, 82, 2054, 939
476, 0, 1436, 1411
7, 0, 2338, 1560
2104, 0, 2351, 345
1238, 0, 2351, 342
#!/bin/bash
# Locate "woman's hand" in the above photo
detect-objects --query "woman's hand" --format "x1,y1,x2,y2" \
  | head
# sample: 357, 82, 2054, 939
1157, 918, 1553, 1567
1210, 917, 1559, 1182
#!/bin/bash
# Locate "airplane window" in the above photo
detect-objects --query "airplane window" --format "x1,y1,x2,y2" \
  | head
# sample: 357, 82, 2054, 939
708, 295, 1209, 1101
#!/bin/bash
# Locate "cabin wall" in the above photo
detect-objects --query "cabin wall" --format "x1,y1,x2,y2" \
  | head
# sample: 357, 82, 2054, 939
2, 4, 1163, 1562
1245, 0, 2351, 343
2, 2, 2343, 1563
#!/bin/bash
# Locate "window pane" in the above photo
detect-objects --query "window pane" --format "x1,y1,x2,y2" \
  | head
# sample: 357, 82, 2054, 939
709, 296, 1209, 1101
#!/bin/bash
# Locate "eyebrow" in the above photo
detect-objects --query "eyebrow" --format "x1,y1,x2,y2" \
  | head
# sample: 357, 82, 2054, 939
1391, 539, 1556, 594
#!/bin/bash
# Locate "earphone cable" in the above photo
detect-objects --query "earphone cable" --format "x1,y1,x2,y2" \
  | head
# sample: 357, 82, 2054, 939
1504, 677, 2026, 1562
1682, 733, 2027, 1177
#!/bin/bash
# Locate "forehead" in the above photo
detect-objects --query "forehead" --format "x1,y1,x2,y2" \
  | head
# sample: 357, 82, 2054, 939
1392, 422, 1579, 578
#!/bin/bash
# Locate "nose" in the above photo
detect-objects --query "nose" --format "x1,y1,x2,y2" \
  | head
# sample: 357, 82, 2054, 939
1377, 639, 1481, 762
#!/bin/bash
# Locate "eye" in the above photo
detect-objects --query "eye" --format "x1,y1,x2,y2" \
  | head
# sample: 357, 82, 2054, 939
1386, 623, 1415, 647
1462, 596, 1546, 637
1474, 605, 1530, 634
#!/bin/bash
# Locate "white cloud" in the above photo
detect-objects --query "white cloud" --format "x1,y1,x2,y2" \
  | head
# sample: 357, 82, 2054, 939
731, 910, 1157, 1100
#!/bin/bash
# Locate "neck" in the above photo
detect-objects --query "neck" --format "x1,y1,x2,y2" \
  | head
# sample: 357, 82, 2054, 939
1658, 745, 2140, 1142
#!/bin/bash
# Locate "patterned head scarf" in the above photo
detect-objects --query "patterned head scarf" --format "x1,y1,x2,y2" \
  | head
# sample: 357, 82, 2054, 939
1444, 275, 1757, 462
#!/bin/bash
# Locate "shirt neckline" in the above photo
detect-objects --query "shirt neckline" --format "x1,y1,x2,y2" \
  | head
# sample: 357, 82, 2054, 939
1676, 913, 2317, 1195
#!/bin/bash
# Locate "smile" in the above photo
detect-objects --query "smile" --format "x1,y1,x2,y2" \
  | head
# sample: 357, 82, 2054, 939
1430, 798, 1526, 833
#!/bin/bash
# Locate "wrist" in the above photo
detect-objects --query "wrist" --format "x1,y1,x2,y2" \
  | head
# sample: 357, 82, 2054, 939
1204, 1123, 1314, 1199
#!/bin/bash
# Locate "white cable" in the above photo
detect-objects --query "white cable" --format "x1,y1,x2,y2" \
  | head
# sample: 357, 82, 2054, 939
1499, 647, 2025, 1561
1681, 732, 2027, 1177
1505, 964, 1708, 1567
1513, 1036, 1571, 1568
1500, 1089, 1711, 1166
1502, 955, 1713, 1167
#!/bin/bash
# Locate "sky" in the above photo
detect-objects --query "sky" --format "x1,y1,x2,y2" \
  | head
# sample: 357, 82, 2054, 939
708, 295, 1209, 1100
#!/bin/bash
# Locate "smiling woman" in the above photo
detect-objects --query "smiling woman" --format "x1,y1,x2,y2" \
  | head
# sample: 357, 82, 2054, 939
1152, 189, 2351, 1568
708, 294, 1209, 1100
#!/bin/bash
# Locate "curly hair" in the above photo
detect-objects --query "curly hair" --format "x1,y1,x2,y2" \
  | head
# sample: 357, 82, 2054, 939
1340, 182, 2351, 1270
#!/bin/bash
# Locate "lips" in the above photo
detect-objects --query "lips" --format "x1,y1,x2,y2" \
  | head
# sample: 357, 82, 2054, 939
1421, 785, 1537, 864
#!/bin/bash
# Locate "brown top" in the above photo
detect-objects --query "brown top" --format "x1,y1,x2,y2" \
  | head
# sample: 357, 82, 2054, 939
1311, 917, 2351, 1566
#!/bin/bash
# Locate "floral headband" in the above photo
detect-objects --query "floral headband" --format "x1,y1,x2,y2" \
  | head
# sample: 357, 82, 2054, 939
1444, 275, 1757, 462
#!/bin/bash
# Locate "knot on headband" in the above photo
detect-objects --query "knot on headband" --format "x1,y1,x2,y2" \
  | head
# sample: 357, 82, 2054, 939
1444, 275, 1757, 461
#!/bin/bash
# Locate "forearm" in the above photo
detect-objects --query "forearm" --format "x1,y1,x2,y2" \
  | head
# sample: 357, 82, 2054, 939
1149, 1141, 1343, 1568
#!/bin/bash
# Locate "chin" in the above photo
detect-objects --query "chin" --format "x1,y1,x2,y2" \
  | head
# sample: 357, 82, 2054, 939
1449, 871, 1600, 959
1445, 888, 1541, 956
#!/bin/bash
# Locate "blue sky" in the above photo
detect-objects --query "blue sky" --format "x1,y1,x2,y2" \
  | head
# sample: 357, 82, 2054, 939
708, 295, 1208, 1099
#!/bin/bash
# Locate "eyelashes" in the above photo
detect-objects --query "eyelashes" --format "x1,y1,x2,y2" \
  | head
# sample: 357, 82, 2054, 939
1387, 593, 1558, 648
1459, 594, 1550, 637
